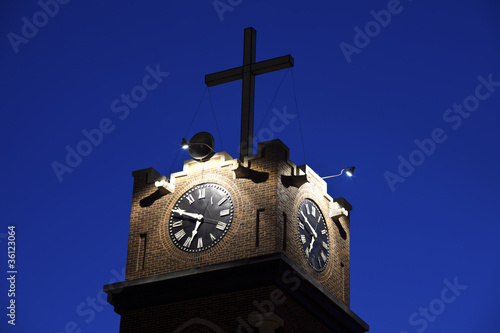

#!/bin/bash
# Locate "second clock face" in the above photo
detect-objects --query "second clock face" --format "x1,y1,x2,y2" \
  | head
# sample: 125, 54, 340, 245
169, 183, 234, 253
297, 199, 330, 272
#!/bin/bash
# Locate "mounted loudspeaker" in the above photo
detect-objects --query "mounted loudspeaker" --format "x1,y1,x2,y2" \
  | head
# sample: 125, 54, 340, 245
187, 131, 216, 162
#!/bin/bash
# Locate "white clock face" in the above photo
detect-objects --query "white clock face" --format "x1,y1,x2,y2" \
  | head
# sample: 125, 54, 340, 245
169, 183, 234, 252
297, 199, 329, 272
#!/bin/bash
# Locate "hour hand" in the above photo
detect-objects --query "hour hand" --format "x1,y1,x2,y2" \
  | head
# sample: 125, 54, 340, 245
308, 235, 316, 253
172, 208, 203, 220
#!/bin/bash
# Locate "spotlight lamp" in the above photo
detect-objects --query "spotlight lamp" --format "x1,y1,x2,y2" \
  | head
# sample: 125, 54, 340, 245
322, 166, 356, 179
345, 166, 355, 177
181, 138, 189, 149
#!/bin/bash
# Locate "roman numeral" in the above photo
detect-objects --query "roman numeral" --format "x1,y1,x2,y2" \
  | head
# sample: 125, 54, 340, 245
197, 237, 203, 248
298, 222, 305, 230
210, 195, 214, 205
305, 247, 310, 258
305, 204, 310, 215
174, 229, 186, 240
311, 205, 316, 217
210, 233, 216, 241
186, 194, 195, 205
300, 235, 306, 244
318, 256, 322, 267
322, 241, 329, 250
320, 251, 327, 262
220, 209, 230, 217
172, 220, 183, 228
321, 229, 327, 235
216, 221, 227, 231
217, 197, 227, 206
183, 237, 192, 248
198, 188, 205, 199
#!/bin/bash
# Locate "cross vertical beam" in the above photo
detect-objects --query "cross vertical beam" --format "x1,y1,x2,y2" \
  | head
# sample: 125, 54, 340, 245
205, 27, 294, 160
241, 28, 256, 160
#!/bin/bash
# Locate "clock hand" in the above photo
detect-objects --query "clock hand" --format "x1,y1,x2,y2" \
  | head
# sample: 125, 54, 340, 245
301, 211, 318, 238
172, 209, 204, 247
191, 220, 202, 239
172, 208, 204, 220
308, 235, 316, 254
174, 216, 219, 226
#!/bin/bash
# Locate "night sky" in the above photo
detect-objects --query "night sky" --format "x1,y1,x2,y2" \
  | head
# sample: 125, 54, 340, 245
1, 1, 500, 332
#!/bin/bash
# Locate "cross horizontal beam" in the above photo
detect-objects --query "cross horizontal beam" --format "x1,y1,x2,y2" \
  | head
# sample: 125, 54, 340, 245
205, 55, 294, 87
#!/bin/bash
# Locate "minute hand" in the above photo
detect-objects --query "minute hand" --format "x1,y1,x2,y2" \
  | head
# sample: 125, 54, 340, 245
172, 208, 203, 220
301, 211, 317, 238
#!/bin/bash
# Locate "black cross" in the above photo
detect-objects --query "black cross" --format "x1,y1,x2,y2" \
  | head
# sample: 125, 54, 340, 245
205, 27, 294, 160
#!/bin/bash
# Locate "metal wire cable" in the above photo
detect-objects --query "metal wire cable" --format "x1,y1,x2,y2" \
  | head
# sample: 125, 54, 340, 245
169, 86, 209, 179
256, 68, 291, 133
207, 87, 224, 151
184, 86, 208, 138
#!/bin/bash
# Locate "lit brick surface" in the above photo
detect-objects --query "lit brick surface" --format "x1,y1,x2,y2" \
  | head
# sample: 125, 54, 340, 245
114, 139, 363, 332
126, 140, 351, 305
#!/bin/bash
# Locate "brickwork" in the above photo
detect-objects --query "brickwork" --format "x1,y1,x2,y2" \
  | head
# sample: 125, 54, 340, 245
124, 139, 352, 310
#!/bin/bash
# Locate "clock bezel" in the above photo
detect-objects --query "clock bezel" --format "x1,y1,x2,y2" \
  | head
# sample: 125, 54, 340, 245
296, 198, 330, 273
168, 182, 234, 253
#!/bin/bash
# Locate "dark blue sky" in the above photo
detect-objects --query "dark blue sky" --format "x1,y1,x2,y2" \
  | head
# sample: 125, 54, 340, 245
1, 1, 499, 332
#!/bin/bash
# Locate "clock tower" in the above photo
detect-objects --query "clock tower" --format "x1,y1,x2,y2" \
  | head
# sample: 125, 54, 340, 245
104, 28, 369, 333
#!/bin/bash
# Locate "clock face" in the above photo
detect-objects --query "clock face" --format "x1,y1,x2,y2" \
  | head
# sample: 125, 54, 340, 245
297, 199, 329, 272
169, 183, 234, 253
